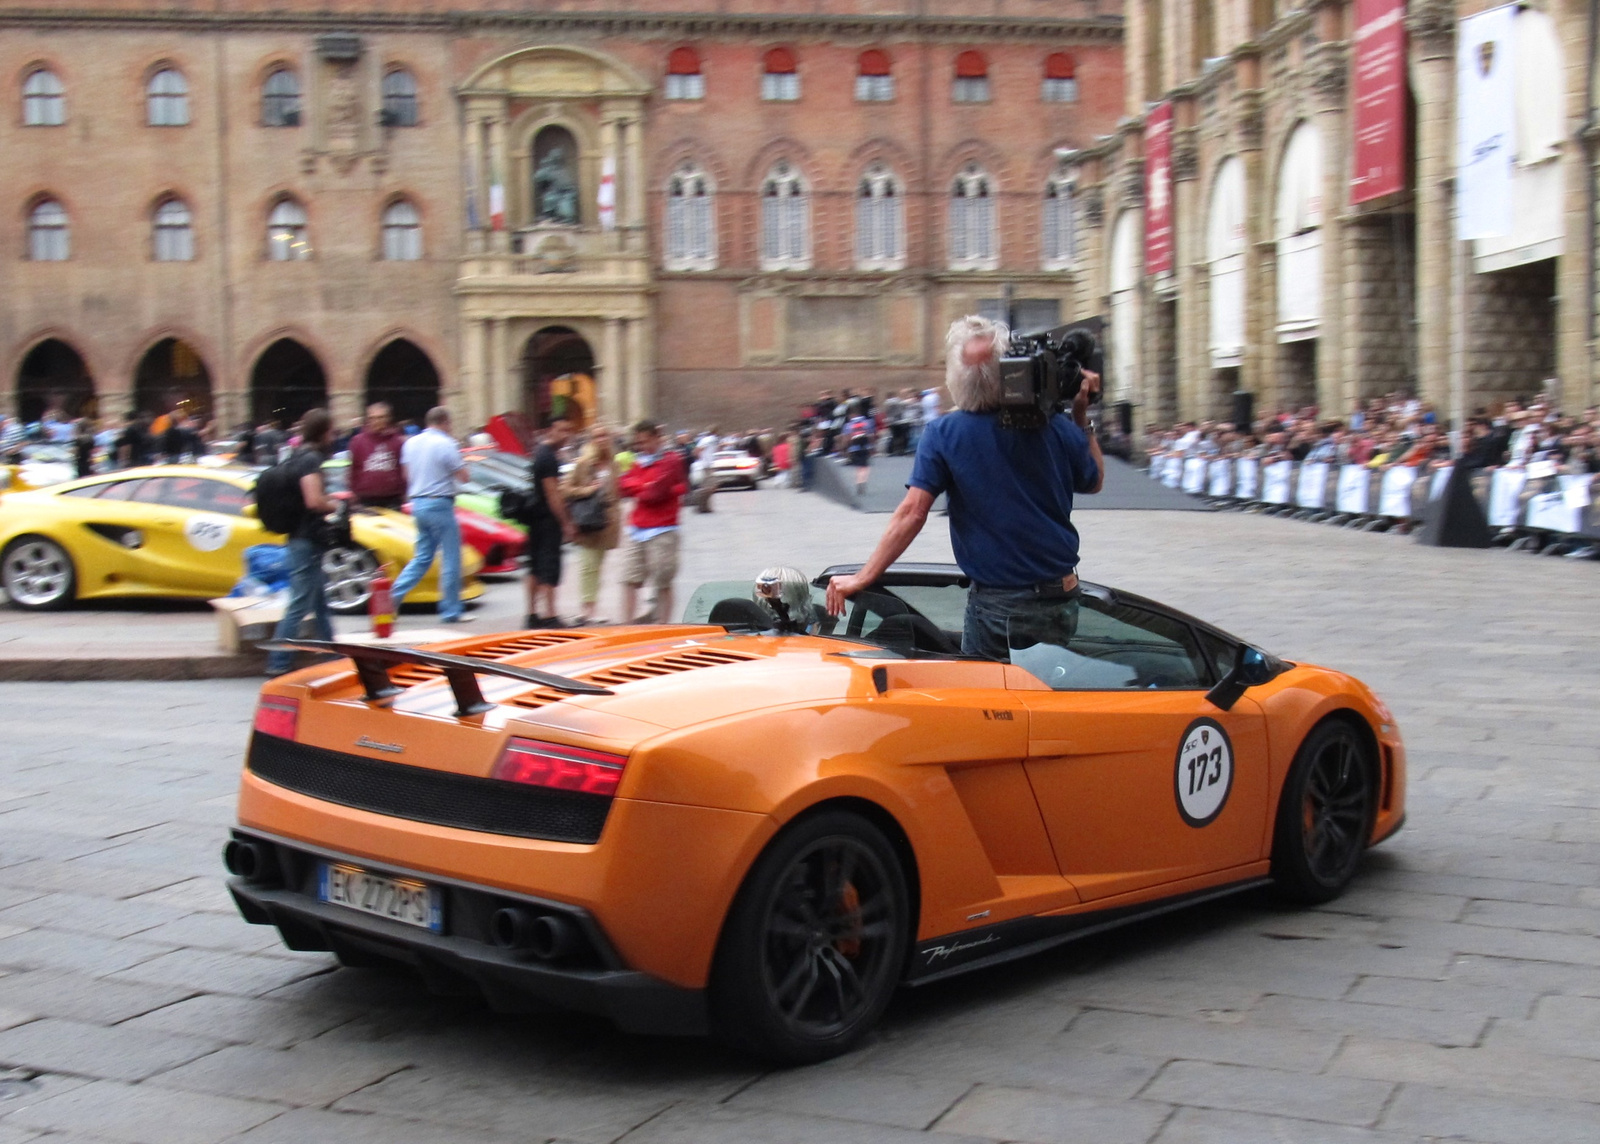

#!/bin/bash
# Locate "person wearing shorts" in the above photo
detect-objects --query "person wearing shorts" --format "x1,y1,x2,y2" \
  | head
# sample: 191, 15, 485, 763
617, 420, 688, 624
523, 418, 574, 628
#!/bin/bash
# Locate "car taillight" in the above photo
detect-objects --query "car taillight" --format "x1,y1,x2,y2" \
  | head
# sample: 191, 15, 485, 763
254, 696, 299, 740
492, 738, 626, 797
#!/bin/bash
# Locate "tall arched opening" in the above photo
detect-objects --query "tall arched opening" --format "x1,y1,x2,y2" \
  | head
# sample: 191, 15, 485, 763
1107, 209, 1143, 421
250, 339, 327, 428
521, 326, 594, 430
1274, 121, 1324, 411
16, 339, 93, 423
134, 338, 212, 423
1206, 157, 1247, 418
364, 340, 440, 429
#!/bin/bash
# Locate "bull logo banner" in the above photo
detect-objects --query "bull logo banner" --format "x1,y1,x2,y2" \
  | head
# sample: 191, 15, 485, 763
1456, 5, 1517, 239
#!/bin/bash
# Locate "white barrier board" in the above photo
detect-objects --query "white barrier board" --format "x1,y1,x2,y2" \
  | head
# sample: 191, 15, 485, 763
1235, 458, 1260, 500
1182, 457, 1207, 494
1162, 456, 1182, 488
1487, 468, 1529, 527
1562, 474, 1593, 510
1207, 459, 1233, 497
1296, 462, 1330, 509
1378, 467, 1417, 518
1429, 466, 1453, 501
1335, 465, 1370, 514
1262, 461, 1294, 505
1526, 491, 1582, 534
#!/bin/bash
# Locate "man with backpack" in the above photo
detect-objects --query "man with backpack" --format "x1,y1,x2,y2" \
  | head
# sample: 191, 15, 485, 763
262, 409, 338, 677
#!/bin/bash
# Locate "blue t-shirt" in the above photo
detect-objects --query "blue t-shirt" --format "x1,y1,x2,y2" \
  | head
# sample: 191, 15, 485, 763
909, 410, 1098, 588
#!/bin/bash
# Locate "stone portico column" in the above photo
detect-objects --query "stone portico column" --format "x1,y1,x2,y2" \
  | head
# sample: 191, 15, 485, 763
1407, 1, 1455, 411
462, 318, 488, 430
1233, 71, 1269, 411
601, 318, 623, 426
1171, 120, 1204, 420
626, 318, 648, 421
1309, 37, 1350, 415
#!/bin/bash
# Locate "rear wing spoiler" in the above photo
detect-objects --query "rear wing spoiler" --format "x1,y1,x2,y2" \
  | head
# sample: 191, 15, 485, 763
260, 639, 613, 718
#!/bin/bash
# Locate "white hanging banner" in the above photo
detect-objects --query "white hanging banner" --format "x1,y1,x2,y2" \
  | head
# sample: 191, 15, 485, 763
1235, 458, 1260, 500
1336, 465, 1370, 514
598, 154, 617, 231
1182, 457, 1207, 494
1486, 467, 1528, 526
1296, 462, 1330, 508
1162, 456, 1183, 488
1262, 460, 1294, 505
1378, 466, 1417, 518
1207, 459, 1233, 497
1456, 5, 1518, 239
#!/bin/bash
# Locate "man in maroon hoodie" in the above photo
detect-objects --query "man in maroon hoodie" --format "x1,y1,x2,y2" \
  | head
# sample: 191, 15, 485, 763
617, 419, 688, 623
347, 403, 406, 509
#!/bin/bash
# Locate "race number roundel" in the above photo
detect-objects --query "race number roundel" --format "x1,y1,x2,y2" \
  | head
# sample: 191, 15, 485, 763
183, 514, 233, 553
1174, 717, 1233, 827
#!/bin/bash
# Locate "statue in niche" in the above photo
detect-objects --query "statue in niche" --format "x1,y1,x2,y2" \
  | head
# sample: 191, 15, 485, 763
533, 144, 579, 225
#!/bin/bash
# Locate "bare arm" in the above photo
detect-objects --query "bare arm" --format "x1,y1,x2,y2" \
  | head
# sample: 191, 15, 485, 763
825, 486, 934, 615
1073, 370, 1105, 495
299, 470, 335, 514
542, 474, 575, 541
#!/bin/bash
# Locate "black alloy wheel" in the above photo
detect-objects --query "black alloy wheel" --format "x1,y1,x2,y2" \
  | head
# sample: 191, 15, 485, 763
1271, 719, 1376, 904
711, 810, 909, 1063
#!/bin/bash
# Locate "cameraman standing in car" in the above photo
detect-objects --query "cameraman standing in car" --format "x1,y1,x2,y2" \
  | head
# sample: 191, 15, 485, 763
825, 315, 1103, 660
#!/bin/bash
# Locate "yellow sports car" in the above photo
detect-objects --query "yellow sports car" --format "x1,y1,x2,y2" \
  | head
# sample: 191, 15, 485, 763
0, 465, 483, 613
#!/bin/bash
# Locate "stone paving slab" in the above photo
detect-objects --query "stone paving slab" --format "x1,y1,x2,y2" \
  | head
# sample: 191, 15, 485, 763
0, 490, 1596, 1142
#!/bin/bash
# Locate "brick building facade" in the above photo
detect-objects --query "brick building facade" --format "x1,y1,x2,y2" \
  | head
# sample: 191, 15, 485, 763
1, 1, 1125, 435
1060, 0, 1595, 435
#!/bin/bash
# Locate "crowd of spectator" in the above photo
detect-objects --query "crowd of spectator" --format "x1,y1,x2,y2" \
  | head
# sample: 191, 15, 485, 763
1145, 391, 1600, 477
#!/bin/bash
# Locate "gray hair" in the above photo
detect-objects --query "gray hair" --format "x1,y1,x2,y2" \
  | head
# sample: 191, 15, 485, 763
944, 315, 1009, 413
425, 406, 451, 428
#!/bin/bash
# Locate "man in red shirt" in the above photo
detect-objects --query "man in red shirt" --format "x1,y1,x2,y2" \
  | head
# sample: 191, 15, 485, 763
617, 419, 688, 623
347, 403, 406, 509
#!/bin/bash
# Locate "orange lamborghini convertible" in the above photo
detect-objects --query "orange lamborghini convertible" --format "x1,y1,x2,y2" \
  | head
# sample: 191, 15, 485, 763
225, 563, 1405, 1062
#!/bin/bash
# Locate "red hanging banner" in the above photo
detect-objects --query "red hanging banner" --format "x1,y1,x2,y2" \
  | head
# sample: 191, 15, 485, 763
1143, 101, 1174, 277
1351, 0, 1408, 204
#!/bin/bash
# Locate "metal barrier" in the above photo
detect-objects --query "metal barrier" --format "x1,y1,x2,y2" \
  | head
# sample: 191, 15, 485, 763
1156, 454, 1597, 557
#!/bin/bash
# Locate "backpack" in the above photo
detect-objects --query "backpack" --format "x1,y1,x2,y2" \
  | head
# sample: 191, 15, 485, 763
253, 459, 306, 536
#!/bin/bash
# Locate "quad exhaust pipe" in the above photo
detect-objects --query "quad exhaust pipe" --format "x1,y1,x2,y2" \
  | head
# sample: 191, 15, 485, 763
223, 839, 268, 881
488, 906, 581, 961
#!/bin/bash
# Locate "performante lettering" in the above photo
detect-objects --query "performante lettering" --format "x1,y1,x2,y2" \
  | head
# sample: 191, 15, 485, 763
922, 932, 1002, 963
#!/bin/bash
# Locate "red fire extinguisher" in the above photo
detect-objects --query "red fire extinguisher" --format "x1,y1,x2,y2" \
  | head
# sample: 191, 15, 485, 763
370, 563, 395, 639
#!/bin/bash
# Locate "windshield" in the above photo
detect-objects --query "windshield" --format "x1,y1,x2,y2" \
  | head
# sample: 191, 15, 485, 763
682, 577, 968, 656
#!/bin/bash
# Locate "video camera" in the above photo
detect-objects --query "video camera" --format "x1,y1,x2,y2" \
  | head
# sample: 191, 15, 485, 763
997, 319, 1103, 428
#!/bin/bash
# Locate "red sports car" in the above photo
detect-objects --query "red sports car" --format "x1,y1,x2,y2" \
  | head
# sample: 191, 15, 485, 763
449, 506, 524, 575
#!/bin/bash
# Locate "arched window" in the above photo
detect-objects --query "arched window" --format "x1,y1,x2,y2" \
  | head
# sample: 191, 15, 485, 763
761, 48, 800, 102
665, 164, 715, 270
23, 69, 65, 126
28, 199, 69, 261
760, 163, 809, 269
953, 51, 989, 103
1042, 175, 1076, 267
152, 198, 194, 261
146, 67, 189, 126
260, 68, 300, 128
1043, 53, 1078, 102
856, 164, 904, 270
664, 47, 704, 100
381, 200, 422, 261
856, 50, 894, 102
382, 68, 418, 127
949, 165, 996, 269
267, 198, 309, 261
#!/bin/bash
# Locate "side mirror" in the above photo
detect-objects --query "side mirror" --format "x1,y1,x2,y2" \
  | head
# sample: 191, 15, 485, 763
1205, 645, 1276, 712
240, 503, 259, 519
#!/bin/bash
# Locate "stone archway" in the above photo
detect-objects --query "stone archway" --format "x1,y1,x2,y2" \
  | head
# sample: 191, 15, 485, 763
250, 338, 327, 427
364, 339, 440, 429
16, 338, 93, 423
134, 338, 213, 422
521, 327, 595, 430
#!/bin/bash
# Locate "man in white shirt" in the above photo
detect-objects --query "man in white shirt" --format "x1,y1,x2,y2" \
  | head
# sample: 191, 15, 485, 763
391, 406, 471, 623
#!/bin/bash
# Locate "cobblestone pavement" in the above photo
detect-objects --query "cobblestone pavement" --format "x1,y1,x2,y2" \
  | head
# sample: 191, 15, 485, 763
0, 487, 1596, 1143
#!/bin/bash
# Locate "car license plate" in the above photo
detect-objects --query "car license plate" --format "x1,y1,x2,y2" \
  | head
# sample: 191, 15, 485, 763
317, 863, 443, 933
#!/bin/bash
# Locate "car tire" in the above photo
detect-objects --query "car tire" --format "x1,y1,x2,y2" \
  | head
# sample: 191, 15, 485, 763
1, 535, 77, 610
1269, 718, 1376, 905
322, 545, 379, 615
710, 809, 910, 1064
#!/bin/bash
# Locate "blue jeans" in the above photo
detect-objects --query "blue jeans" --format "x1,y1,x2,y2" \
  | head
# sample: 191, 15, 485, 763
392, 496, 462, 620
963, 584, 1080, 661
266, 538, 333, 675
